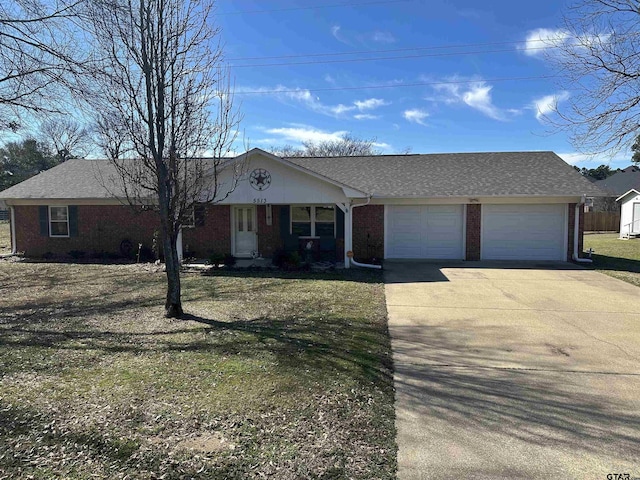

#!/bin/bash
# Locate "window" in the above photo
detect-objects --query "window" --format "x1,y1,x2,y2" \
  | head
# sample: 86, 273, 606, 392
291, 206, 312, 236
49, 206, 69, 237
291, 206, 335, 237
181, 205, 195, 228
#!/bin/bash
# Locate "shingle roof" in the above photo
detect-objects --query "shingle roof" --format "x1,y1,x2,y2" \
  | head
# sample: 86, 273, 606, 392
0, 151, 606, 200
594, 166, 640, 196
0, 159, 121, 199
287, 151, 605, 197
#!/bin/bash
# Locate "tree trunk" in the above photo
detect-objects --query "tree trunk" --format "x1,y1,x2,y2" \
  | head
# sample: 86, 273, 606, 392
162, 225, 183, 318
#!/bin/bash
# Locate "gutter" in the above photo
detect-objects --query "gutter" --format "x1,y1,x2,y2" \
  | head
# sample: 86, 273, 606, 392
573, 195, 592, 264
348, 196, 382, 270
9, 206, 16, 255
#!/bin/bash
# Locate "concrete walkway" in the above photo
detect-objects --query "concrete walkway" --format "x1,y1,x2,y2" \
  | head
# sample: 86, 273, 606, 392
385, 261, 640, 480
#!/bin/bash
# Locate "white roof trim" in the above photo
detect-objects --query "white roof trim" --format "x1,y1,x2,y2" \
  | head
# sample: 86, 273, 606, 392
615, 188, 640, 202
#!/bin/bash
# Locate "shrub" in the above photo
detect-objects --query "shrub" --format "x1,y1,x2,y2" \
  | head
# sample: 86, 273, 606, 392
223, 253, 236, 268
208, 252, 224, 269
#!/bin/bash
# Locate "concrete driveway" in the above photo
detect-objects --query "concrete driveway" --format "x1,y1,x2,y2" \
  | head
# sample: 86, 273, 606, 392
385, 261, 640, 480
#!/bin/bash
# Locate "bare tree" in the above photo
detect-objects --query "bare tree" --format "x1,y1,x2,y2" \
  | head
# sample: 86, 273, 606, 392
39, 118, 91, 160
546, 0, 640, 157
83, 0, 242, 318
271, 134, 382, 157
95, 111, 131, 160
0, 1, 84, 130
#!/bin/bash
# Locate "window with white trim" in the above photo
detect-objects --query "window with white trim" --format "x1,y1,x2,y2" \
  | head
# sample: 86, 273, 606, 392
291, 206, 335, 237
49, 206, 69, 237
181, 205, 195, 228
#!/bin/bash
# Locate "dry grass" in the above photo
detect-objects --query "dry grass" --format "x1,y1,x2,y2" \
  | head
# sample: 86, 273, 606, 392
0, 222, 9, 254
584, 233, 640, 287
0, 262, 396, 479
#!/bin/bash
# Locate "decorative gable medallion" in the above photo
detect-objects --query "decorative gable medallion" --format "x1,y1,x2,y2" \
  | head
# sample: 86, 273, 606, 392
249, 168, 271, 191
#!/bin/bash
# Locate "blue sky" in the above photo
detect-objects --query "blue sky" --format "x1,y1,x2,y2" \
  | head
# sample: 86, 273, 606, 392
216, 0, 632, 169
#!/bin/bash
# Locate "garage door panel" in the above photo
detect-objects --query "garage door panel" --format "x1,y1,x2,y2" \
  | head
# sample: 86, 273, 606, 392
387, 205, 463, 259
482, 204, 566, 261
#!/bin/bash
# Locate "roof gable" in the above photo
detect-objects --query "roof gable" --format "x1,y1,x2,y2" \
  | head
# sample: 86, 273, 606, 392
616, 188, 640, 202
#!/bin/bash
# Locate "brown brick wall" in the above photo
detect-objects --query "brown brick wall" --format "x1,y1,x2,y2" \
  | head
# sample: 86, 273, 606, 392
14, 205, 159, 257
352, 205, 384, 260
14, 204, 231, 258
182, 205, 231, 257
465, 204, 481, 261
567, 203, 584, 260
256, 205, 283, 257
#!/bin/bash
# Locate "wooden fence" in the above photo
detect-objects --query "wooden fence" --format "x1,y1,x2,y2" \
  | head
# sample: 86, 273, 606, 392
584, 211, 620, 232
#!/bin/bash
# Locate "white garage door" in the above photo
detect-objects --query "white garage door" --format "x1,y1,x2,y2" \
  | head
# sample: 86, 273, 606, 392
386, 205, 464, 259
482, 204, 566, 261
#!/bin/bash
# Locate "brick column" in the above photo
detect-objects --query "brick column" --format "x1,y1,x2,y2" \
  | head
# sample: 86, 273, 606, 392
465, 204, 481, 261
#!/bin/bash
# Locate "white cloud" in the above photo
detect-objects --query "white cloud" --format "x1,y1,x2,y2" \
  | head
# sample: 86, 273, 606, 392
238, 85, 390, 119
330, 25, 350, 45
372, 141, 391, 150
262, 125, 349, 145
557, 152, 591, 165
557, 151, 630, 167
354, 98, 389, 111
403, 109, 429, 126
371, 31, 396, 44
520, 28, 569, 56
461, 84, 503, 120
353, 114, 380, 120
519, 28, 611, 58
532, 91, 570, 121
431, 79, 511, 121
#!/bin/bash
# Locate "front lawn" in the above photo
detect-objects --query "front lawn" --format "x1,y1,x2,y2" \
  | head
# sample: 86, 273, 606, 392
583, 233, 640, 287
0, 263, 396, 479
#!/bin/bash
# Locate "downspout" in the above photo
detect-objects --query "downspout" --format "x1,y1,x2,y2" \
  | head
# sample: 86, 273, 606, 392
9, 206, 16, 255
348, 196, 382, 269
176, 227, 183, 264
573, 195, 592, 264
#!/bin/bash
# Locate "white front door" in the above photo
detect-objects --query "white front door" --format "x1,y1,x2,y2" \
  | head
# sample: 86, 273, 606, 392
234, 206, 257, 257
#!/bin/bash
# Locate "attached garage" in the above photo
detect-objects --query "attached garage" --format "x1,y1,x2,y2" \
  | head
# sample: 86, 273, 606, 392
386, 205, 464, 259
481, 204, 567, 261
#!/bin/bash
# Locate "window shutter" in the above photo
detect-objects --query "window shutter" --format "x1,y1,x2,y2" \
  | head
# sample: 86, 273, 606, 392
336, 207, 345, 239
194, 204, 205, 227
39, 206, 49, 236
68, 205, 78, 237
280, 206, 290, 238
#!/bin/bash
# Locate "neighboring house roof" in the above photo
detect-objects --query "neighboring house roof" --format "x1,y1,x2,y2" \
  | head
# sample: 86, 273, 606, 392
594, 166, 640, 196
0, 150, 605, 200
287, 151, 605, 197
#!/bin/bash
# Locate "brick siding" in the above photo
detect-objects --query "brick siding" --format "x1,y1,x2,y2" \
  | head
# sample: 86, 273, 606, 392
182, 205, 231, 257
14, 204, 231, 258
465, 204, 481, 261
256, 204, 283, 257
352, 205, 384, 260
14, 205, 160, 257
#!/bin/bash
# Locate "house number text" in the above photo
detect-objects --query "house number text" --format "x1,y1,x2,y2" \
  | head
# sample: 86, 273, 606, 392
253, 198, 267, 204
